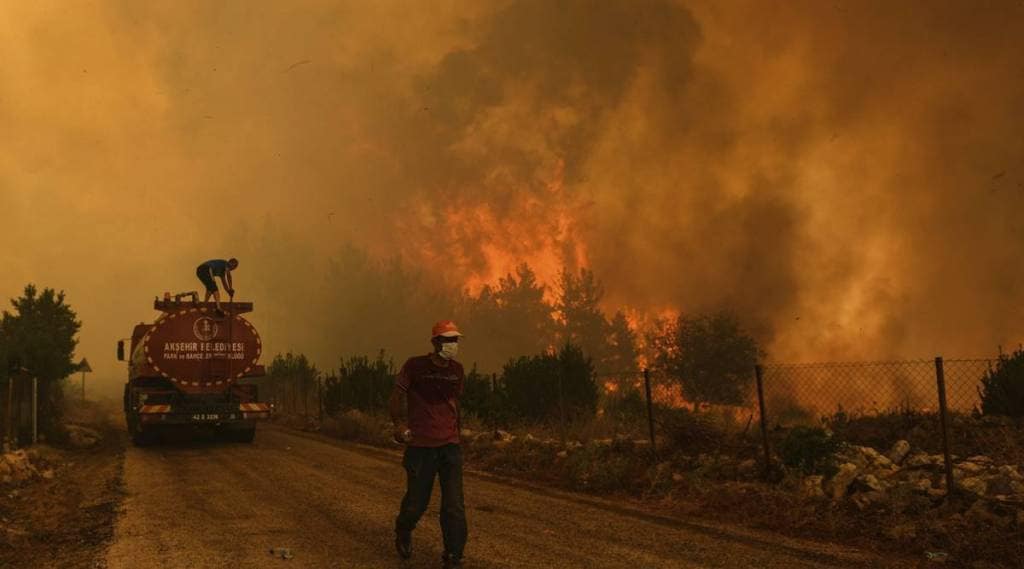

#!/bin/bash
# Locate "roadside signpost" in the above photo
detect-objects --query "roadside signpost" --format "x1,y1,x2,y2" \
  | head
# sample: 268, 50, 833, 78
78, 358, 92, 401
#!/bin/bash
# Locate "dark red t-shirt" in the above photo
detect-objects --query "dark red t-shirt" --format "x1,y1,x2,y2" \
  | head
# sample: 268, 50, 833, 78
395, 354, 464, 447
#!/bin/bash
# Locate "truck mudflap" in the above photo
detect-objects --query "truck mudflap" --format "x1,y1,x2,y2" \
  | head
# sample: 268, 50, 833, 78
137, 402, 272, 423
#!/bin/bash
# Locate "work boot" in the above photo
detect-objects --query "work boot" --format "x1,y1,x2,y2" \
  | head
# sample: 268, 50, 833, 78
442, 552, 462, 568
395, 530, 412, 560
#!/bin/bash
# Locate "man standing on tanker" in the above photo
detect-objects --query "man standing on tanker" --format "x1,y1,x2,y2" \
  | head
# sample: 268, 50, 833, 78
389, 320, 467, 569
195, 258, 238, 315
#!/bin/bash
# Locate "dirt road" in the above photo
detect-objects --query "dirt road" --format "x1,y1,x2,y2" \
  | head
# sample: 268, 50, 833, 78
104, 425, 912, 569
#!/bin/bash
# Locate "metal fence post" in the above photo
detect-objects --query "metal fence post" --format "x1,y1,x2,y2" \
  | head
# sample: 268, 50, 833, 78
557, 368, 567, 445
754, 365, 772, 479
318, 376, 324, 423
934, 356, 956, 496
5, 377, 13, 449
32, 377, 38, 445
643, 368, 656, 455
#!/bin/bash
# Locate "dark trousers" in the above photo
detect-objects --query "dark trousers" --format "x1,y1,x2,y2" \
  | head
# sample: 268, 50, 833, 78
395, 444, 468, 559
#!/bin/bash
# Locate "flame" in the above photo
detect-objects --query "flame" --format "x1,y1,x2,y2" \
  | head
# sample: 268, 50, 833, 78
396, 161, 588, 300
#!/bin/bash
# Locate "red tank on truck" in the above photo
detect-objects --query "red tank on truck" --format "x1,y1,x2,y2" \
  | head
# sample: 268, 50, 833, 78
117, 298, 272, 445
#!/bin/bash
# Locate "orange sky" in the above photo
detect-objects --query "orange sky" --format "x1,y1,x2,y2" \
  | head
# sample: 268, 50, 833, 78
2, 1, 1023, 395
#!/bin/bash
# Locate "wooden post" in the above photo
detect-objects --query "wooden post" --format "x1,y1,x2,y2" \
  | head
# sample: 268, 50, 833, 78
32, 377, 38, 446
5, 376, 13, 450
557, 367, 567, 445
317, 376, 324, 423
755, 365, 772, 480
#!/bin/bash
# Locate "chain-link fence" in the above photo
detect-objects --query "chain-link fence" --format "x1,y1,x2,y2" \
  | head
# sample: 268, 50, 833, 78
760, 360, 939, 421
592, 356, 1022, 493
264, 347, 1023, 492
741, 357, 1019, 492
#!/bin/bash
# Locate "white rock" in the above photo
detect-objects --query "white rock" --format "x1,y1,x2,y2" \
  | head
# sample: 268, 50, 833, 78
65, 425, 101, 449
997, 465, 1023, 482
904, 453, 944, 469
957, 477, 987, 497
887, 440, 911, 465
909, 478, 933, 493
956, 461, 985, 475
801, 475, 825, 499
851, 491, 886, 510
854, 474, 884, 493
827, 463, 860, 500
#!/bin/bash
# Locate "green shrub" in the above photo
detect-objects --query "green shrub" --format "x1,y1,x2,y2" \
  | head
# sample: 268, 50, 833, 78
563, 446, 634, 492
502, 343, 597, 422
778, 426, 842, 476
461, 365, 513, 426
657, 407, 726, 453
324, 351, 394, 414
603, 384, 647, 421
979, 349, 1024, 418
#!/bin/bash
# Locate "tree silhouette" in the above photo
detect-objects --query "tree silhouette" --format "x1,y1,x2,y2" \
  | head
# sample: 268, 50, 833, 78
603, 310, 638, 373
652, 311, 759, 406
555, 267, 610, 369
1, 284, 82, 438
464, 264, 556, 372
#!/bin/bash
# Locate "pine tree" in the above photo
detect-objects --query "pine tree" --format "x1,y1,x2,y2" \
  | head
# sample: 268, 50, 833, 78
555, 267, 610, 368
465, 264, 556, 372
604, 310, 638, 373
1, 285, 82, 438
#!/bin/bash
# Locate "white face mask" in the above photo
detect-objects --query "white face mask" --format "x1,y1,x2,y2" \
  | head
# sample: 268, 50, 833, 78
439, 341, 459, 360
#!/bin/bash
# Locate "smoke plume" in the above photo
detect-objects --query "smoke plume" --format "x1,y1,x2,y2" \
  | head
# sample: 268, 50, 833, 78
1, 0, 1023, 393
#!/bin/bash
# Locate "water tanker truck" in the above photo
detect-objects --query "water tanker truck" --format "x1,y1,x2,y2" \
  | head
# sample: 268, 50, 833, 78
118, 297, 271, 445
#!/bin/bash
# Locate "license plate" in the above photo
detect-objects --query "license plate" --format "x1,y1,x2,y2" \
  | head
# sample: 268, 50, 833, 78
192, 414, 222, 421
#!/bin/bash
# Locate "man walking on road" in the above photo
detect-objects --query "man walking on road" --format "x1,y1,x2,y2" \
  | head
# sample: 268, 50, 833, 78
195, 258, 238, 315
389, 320, 467, 568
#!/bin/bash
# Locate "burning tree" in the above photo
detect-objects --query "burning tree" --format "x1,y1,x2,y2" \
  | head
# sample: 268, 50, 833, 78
650, 311, 760, 407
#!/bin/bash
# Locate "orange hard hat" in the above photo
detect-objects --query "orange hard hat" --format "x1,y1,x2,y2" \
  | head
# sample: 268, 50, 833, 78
431, 320, 462, 339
